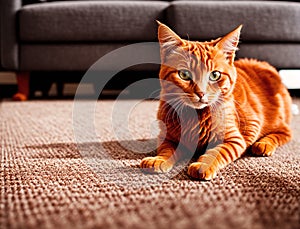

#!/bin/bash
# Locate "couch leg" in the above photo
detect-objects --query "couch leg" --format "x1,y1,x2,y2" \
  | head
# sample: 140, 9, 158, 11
12, 72, 30, 101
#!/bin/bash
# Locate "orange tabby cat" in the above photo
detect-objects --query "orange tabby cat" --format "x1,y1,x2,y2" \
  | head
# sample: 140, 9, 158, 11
140, 22, 292, 180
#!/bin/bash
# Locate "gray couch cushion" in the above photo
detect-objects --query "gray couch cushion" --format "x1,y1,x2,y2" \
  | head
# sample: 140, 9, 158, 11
19, 1, 169, 42
23, 0, 165, 5
167, 1, 300, 42
20, 43, 161, 71
20, 43, 300, 71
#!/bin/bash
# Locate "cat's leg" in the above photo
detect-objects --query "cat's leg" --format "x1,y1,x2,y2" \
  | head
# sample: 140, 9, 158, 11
188, 135, 246, 180
140, 140, 179, 173
251, 125, 292, 156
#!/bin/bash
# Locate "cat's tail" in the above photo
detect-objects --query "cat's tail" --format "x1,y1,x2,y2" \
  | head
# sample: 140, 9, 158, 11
292, 104, 299, 115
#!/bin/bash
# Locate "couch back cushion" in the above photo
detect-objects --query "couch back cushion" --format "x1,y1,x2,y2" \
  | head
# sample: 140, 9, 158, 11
20, 1, 169, 42
167, 1, 300, 42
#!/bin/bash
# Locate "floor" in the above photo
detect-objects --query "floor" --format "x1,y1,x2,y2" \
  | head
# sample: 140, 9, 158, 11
1, 98, 299, 229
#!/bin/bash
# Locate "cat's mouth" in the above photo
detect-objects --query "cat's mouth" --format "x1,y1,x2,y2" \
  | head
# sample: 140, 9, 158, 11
193, 101, 209, 109
190, 101, 209, 109
182, 97, 209, 110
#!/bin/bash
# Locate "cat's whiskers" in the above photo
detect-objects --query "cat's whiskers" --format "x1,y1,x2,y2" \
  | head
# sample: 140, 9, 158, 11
164, 93, 191, 123
162, 96, 185, 123
173, 98, 187, 122
172, 99, 182, 120
178, 94, 194, 108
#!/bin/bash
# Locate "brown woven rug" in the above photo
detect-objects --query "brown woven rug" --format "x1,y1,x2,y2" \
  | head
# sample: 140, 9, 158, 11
1, 98, 299, 229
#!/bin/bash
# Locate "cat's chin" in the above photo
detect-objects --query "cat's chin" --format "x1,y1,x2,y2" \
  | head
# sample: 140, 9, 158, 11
186, 101, 208, 110
194, 103, 208, 110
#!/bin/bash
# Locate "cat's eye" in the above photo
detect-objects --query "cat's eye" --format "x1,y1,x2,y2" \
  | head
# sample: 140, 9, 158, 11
178, 70, 192, 81
209, 71, 221, 81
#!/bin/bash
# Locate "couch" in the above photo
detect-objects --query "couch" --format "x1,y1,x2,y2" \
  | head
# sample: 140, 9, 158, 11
1, 0, 300, 100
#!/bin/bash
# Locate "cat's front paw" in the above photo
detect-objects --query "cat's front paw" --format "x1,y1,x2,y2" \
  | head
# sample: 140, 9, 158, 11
187, 162, 218, 180
140, 156, 173, 173
252, 142, 276, 156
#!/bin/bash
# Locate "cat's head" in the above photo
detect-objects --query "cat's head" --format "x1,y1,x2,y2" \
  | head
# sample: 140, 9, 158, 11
157, 21, 242, 110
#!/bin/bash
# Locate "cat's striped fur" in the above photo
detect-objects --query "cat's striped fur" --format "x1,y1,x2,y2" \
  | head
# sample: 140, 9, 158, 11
140, 22, 292, 180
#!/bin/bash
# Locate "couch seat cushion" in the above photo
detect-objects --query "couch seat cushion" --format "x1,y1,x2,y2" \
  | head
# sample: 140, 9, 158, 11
167, 1, 300, 42
19, 1, 169, 42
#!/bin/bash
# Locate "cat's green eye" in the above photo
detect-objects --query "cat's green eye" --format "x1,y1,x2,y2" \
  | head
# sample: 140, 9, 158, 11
209, 71, 221, 81
178, 70, 192, 81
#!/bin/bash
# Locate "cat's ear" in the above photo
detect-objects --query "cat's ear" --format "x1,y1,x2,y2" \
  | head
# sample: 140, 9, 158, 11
216, 25, 242, 64
157, 21, 183, 55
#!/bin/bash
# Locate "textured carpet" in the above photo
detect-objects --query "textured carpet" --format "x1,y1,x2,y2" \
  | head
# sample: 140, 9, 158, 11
1, 98, 299, 229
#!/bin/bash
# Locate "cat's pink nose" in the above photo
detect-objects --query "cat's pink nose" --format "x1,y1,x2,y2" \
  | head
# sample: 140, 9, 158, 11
197, 92, 204, 98
198, 94, 208, 104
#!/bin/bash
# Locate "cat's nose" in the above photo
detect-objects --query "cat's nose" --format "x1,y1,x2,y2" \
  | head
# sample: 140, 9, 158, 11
197, 93, 208, 104
197, 92, 204, 98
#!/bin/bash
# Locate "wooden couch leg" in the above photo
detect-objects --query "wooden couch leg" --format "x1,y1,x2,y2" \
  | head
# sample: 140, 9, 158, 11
12, 72, 30, 101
